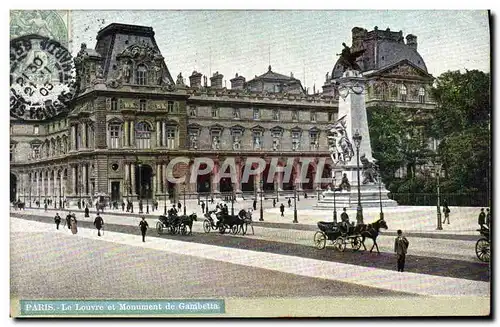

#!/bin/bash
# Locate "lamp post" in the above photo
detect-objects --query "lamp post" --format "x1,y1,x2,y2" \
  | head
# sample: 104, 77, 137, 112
378, 167, 384, 220
183, 184, 186, 216
353, 130, 363, 225
136, 157, 143, 214
293, 185, 298, 223
435, 159, 443, 230
206, 192, 209, 213
259, 180, 264, 221
146, 184, 149, 214
164, 191, 167, 215
332, 174, 337, 223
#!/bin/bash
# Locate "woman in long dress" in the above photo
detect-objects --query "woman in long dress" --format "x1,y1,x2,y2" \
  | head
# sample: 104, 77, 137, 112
70, 215, 78, 235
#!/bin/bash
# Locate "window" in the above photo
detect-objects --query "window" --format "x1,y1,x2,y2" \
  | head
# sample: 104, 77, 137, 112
188, 130, 198, 149
310, 132, 319, 150
253, 131, 262, 150
233, 108, 240, 119
310, 111, 317, 122
32, 144, 40, 159
292, 131, 301, 151
166, 127, 176, 149
136, 64, 147, 85
418, 87, 426, 103
211, 131, 221, 150
189, 106, 197, 117
167, 101, 174, 113
232, 131, 242, 150
211, 107, 219, 118
253, 108, 260, 120
271, 131, 281, 151
400, 84, 407, 102
139, 99, 147, 111
136, 122, 151, 149
273, 109, 280, 121
109, 124, 121, 149
328, 112, 334, 122
111, 98, 118, 111
292, 110, 298, 121
34, 125, 39, 134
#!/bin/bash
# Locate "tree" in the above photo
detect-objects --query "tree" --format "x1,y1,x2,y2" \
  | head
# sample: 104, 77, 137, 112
430, 70, 491, 194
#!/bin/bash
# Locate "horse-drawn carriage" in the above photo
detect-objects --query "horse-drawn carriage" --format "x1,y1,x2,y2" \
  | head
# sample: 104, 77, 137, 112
11, 200, 25, 210
475, 227, 490, 262
203, 208, 253, 235
94, 192, 110, 211
156, 212, 197, 236
313, 218, 388, 253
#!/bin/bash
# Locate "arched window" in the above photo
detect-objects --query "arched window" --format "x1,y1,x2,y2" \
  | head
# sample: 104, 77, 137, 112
62, 135, 68, 154
136, 64, 147, 85
136, 122, 152, 149
56, 137, 61, 155
418, 87, 426, 103
400, 84, 407, 102
111, 97, 118, 111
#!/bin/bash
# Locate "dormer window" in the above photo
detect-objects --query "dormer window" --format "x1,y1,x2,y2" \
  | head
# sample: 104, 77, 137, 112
167, 101, 174, 113
400, 84, 407, 102
136, 64, 147, 85
34, 125, 39, 135
418, 87, 426, 103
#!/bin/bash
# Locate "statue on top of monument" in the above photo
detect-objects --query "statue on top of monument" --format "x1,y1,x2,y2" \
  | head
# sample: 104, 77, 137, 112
328, 115, 354, 165
360, 154, 379, 185
336, 42, 366, 72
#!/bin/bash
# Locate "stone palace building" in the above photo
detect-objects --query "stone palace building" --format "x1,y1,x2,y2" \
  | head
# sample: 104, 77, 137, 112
10, 23, 436, 205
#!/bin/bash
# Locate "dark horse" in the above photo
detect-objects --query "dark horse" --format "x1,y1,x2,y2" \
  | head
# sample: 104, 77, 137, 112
178, 213, 197, 235
353, 218, 388, 253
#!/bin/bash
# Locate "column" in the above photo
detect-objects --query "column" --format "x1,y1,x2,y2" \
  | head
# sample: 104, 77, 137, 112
153, 163, 158, 197
212, 160, 220, 194
157, 163, 162, 194
71, 125, 76, 150
47, 171, 51, 201
162, 122, 167, 147
82, 123, 87, 149
83, 163, 88, 195
60, 171, 64, 199
42, 171, 46, 202
131, 163, 136, 197
276, 163, 284, 191
235, 159, 242, 193
295, 161, 303, 191
162, 163, 167, 194
53, 170, 57, 202
130, 120, 135, 147
72, 165, 77, 195
124, 163, 130, 196
124, 121, 129, 147
156, 121, 161, 147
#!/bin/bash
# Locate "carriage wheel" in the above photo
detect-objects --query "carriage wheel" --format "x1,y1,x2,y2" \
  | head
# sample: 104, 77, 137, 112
156, 222, 163, 235
203, 220, 211, 233
334, 237, 346, 252
314, 232, 327, 250
180, 225, 188, 236
219, 225, 226, 234
241, 223, 248, 236
231, 225, 239, 235
351, 236, 362, 251
476, 238, 490, 262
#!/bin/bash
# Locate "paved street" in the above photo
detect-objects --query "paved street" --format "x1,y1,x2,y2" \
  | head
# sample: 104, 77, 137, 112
11, 206, 490, 302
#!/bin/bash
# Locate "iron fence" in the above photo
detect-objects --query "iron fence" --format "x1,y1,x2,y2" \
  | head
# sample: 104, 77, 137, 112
388, 192, 489, 207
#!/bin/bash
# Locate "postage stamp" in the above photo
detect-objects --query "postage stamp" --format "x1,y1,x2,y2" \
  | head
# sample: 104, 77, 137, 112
8, 9, 491, 318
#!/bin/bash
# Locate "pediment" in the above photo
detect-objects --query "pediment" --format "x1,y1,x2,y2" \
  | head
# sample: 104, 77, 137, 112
375, 60, 432, 79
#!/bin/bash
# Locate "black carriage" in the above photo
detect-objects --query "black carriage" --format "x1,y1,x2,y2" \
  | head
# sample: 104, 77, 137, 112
475, 227, 490, 262
156, 213, 186, 235
203, 209, 253, 235
313, 221, 362, 252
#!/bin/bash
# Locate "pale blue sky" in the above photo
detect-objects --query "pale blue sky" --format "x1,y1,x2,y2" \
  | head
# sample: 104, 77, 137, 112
71, 10, 489, 90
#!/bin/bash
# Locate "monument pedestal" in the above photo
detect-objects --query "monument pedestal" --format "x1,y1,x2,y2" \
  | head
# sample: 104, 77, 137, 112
316, 184, 398, 210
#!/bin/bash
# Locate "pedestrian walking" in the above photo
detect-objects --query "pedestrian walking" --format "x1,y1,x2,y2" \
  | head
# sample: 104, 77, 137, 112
253, 199, 257, 211
44, 202, 48, 212
65, 212, 72, 230
287, 198, 291, 208
486, 208, 491, 228
201, 201, 205, 213
442, 200, 450, 224
94, 213, 104, 237
394, 230, 409, 272
70, 215, 78, 235
273, 198, 276, 208
304, 192, 308, 199
280, 203, 285, 217
478, 208, 486, 229
54, 213, 61, 230
139, 216, 149, 242
122, 201, 125, 211
84, 206, 90, 218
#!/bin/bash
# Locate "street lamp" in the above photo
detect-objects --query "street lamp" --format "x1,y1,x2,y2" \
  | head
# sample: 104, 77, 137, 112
332, 173, 337, 223
146, 184, 149, 214
353, 130, 363, 225
206, 192, 209, 213
259, 179, 264, 221
164, 190, 167, 215
434, 158, 443, 230
378, 166, 384, 220
183, 184, 186, 216
293, 185, 298, 223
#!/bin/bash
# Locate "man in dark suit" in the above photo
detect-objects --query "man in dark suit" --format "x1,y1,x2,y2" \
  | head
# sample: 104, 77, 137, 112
287, 198, 291, 208
65, 212, 72, 230
478, 208, 486, 229
280, 203, 285, 217
94, 213, 104, 237
54, 213, 61, 230
139, 216, 149, 242
253, 199, 257, 211
394, 230, 409, 272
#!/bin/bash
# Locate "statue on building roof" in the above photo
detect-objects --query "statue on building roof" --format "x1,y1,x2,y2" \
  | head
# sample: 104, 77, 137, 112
336, 42, 365, 72
176, 72, 184, 86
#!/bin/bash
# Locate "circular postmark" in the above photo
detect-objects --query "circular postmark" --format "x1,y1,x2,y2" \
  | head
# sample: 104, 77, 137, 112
10, 10, 68, 47
10, 35, 79, 121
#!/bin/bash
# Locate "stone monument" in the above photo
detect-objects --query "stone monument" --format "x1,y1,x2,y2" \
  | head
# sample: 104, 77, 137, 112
317, 46, 397, 211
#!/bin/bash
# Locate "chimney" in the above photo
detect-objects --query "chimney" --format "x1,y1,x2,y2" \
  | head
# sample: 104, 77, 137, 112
189, 71, 203, 88
351, 27, 367, 50
230, 73, 246, 90
406, 34, 417, 50
210, 71, 223, 89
